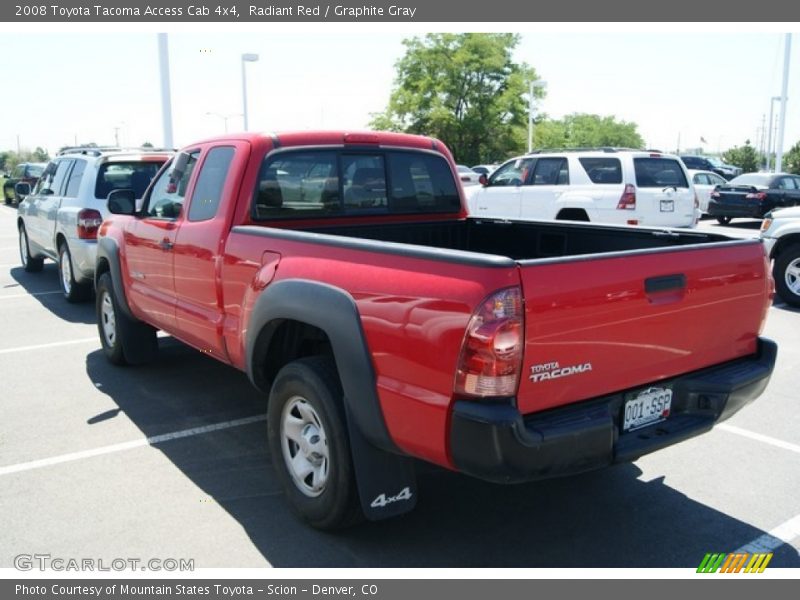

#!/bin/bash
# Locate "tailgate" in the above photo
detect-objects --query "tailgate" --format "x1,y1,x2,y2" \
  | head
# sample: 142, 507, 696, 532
516, 241, 770, 415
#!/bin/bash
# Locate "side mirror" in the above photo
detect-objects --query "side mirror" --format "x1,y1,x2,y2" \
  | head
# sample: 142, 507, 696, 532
107, 189, 136, 215
168, 152, 191, 192
15, 182, 31, 198
479, 174, 488, 186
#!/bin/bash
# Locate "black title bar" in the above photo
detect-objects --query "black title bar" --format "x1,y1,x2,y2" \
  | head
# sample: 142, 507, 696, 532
4, 0, 800, 22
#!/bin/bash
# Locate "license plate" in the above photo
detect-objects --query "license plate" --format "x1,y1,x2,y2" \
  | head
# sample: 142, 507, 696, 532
623, 387, 672, 432
660, 199, 675, 212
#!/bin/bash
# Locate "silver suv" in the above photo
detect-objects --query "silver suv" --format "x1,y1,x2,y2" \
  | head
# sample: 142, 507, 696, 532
17, 147, 171, 301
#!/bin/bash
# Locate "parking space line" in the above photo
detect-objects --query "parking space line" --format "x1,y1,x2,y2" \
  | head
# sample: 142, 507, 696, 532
0, 414, 268, 477
0, 338, 97, 355
0, 290, 62, 300
716, 423, 800, 455
736, 514, 800, 555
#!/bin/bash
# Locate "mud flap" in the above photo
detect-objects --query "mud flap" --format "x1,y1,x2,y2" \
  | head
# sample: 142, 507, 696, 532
344, 403, 418, 521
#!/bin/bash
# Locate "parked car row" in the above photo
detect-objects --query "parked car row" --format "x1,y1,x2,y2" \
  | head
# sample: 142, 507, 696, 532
15, 147, 171, 301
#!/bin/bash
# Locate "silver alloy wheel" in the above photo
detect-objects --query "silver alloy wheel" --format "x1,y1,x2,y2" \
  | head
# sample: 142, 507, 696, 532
60, 247, 73, 295
786, 256, 800, 296
19, 228, 28, 266
280, 395, 329, 498
100, 291, 117, 348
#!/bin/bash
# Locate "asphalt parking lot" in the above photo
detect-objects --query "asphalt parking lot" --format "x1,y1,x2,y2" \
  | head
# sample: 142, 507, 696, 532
1, 204, 798, 570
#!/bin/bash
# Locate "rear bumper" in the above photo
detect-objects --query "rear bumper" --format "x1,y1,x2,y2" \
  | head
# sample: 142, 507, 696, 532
67, 238, 97, 283
449, 338, 777, 483
708, 200, 774, 219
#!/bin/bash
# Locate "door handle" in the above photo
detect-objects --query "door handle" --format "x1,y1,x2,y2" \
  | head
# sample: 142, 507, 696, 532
159, 239, 173, 251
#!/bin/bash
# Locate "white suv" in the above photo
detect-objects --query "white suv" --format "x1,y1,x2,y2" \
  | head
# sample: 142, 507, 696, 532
466, 149, 698, 228
17, 147, 171, 302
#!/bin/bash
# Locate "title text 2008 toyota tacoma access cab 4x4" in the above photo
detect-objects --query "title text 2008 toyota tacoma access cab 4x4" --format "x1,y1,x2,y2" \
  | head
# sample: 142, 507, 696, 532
95, 131, 777, 529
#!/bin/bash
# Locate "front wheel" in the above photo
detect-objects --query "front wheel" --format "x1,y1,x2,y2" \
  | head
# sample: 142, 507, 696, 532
774, 244, 800, 307
18, 224, 43, 272
267, 356, 362, 530
716, 216, 732, 225
96, 272, 158, 365
58, 243, 92, 303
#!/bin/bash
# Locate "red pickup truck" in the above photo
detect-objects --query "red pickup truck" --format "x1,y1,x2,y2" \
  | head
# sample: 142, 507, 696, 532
95, 132, 777, 529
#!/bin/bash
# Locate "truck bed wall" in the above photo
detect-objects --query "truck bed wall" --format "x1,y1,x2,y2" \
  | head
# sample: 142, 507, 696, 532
309, 218, 730, 261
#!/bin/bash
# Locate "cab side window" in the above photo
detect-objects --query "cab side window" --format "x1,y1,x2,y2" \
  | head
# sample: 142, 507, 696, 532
187, 147, 235, 222
532, 157, 569, 185
64, 160, 87, 198
145, 152, 199, 219
489, 158, 534, 187
34, 160, 71, 196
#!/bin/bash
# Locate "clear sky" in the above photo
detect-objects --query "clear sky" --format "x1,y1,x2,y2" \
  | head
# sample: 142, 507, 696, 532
0, 28, 797, 159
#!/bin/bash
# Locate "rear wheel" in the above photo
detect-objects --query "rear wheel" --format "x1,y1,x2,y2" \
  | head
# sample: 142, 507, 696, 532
716, 216, 732, 225
58, 243, 92, 303
96, 272, 158, 365
267, 356, 362, 530
774, 244, 800, 307
18, 224, 43, 272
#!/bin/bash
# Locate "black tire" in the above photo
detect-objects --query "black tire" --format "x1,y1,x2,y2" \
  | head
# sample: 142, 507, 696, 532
4, 186, 13, 205
18, 224, 44, 272
58, 243, 92, 303
96, 272, 158, 365
267, 356, 362, 530
773, 244, 800, 308
716, 216, 732, 225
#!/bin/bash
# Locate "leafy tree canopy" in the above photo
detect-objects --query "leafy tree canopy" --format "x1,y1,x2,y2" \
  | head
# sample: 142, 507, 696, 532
370, 33, 537, 165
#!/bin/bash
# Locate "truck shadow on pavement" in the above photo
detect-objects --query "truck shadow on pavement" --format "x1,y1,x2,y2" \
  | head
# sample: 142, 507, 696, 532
9, 264, 95, 324
85, 342, 800, 569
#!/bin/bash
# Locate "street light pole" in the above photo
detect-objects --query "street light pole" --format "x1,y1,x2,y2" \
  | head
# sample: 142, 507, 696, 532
157, 33, 174, 149
241, 53, 259, 131
527, 79, 547, 154
766, 96, 781, 171
775, 33, 792, 173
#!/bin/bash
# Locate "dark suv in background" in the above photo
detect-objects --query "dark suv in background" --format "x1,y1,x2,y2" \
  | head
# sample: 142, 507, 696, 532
4, 162, 46, 205
680, 155, 740, 180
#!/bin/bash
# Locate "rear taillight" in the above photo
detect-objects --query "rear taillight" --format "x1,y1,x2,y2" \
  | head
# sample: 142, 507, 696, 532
455, 287, 523, 398
746, 192, 767, 201
617, 184, 636, 210
77, 208, 103, 240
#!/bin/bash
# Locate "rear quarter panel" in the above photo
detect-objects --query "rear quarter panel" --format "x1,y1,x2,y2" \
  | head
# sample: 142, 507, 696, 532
221, 230, 519, 467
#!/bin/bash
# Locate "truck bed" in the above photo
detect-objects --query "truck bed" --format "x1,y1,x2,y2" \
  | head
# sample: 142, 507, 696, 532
306, 217, 732, 261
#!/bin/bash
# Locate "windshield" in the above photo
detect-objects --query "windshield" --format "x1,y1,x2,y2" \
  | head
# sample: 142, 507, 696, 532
27, 164, 45, 177
706, 157, 724, 167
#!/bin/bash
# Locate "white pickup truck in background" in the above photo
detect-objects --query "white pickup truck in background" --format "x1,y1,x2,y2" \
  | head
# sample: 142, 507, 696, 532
761, 206, 800, 307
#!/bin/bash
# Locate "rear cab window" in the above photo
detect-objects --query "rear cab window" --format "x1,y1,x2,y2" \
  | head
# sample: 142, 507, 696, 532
252, 149, 460, 220
634, 158, 688, 188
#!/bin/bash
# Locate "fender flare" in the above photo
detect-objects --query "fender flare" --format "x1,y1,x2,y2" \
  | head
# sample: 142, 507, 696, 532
96, 237, 135, 319
245, 278, 398, 454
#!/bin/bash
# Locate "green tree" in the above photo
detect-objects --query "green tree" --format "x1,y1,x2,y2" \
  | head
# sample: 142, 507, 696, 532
535, 113, 643, 149
783, 141, 800, 175
32, 147, 49, 162
723, 141, 762, 173
370, 33, 537, 165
